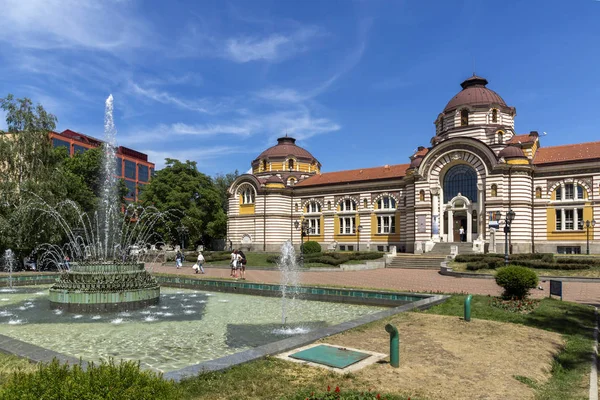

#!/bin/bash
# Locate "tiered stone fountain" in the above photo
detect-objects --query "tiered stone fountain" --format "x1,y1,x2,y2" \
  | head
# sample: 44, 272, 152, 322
45, 95, 161, 312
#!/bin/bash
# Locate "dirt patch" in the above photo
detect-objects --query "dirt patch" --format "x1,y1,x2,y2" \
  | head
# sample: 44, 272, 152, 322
317, 312, 564, 400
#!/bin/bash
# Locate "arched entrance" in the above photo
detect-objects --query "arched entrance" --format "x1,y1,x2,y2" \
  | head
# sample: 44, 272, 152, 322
441, 165, 479, 243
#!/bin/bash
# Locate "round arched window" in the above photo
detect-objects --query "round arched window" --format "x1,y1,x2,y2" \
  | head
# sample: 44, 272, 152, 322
443, 165, 477, 203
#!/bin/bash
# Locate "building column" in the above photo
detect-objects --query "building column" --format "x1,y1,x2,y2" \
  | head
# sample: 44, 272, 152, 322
477, 183, 484, 240
447, 209, 454, 242
561, 209, 566, 231
431, 187, 440, 242
466, 208, 472, 242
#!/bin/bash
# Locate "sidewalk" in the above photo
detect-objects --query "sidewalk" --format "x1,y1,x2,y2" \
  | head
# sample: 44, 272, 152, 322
148, 264, 600, 306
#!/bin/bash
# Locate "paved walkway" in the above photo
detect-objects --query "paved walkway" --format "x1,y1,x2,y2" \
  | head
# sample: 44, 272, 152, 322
149, 264, 600, 306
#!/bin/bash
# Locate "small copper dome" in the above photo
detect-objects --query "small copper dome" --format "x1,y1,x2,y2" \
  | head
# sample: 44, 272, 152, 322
498, 145, 526, 159
444, 75, 506, 112
256, 136, 317, 161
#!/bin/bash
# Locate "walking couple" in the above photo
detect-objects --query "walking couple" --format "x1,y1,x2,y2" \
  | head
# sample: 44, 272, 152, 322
230, 249, 246, 279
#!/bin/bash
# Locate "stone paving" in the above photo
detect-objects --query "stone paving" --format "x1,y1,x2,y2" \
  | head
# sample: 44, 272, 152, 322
148, 264, 600, 306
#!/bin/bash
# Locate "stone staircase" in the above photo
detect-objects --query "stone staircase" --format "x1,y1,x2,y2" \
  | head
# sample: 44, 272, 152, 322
386, 254, 447, 269
427, 242, 477, 256
386, 242, 475, 269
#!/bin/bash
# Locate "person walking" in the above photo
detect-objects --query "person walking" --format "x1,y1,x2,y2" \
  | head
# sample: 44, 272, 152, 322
175, 250, 183, 269
459, 226, 465, 242
230, 249, 238, 277
238, 249, 247, 280
195, 251, 205, 274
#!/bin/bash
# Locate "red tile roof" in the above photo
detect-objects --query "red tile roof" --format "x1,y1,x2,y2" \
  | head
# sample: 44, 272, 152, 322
533, 141, 600, 165
295, 164, 410, 187
508, 133, 537, 145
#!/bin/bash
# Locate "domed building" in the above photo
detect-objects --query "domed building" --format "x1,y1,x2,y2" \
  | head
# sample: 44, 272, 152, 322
228, 76, 599, 255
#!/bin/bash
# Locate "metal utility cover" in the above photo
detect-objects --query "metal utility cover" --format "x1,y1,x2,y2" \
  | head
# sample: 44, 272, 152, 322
289, 344, 371, 369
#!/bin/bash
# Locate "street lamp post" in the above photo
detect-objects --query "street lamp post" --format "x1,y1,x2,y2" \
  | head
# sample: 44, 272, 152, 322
294, 220, 309, 266
176, 225, 189, 252
357, 225, 363, 252
498, 210, 516, 266
585, 219, 597, 255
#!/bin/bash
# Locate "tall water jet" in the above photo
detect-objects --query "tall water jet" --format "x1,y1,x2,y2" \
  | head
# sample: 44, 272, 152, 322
278, 241, 300, 325
3, 249, 15, 290
46, 95, 161, 312
100, 94, 118, 260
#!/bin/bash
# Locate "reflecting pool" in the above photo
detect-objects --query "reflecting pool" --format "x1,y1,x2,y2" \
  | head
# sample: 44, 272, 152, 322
0, 286, 385, 372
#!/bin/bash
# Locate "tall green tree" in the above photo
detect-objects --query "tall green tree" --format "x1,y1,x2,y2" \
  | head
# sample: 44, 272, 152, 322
139, 159, 227, 249
0, 95, 67, 259
213, 170, 239, 212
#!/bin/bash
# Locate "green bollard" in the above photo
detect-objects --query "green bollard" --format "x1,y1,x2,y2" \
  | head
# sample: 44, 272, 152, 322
385, 324, 399, 368
464, 294, 473, 322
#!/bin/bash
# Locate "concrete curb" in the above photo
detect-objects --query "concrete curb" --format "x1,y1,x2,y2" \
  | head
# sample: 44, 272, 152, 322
591, 307, 598, 400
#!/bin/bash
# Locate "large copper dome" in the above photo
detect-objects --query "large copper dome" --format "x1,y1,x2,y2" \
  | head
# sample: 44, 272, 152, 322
255, 136, 317, 161
444, 75, 506, 112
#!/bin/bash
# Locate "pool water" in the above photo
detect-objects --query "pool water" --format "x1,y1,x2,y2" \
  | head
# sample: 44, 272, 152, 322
0, 286, 385, 372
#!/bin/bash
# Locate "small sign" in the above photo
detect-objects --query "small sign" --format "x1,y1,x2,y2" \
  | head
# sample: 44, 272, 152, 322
549, 280, 562, 300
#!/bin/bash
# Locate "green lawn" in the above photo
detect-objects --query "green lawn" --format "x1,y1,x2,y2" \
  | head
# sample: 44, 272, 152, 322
450, 261, 600, 278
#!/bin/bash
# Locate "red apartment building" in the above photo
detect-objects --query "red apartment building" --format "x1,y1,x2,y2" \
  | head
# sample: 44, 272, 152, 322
49, 130, 155, 202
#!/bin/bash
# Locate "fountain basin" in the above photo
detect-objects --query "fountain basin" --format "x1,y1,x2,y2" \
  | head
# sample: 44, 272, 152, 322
48, 263, 160, 312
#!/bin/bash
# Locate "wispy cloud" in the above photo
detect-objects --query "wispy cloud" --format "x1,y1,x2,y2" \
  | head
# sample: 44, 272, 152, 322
128, 82, 222, 114
142, 146, 250, 170
0, 0, 152, 51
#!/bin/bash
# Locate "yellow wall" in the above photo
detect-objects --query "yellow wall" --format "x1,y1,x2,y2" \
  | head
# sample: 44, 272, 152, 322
252, 159, 319, 174
239, 202, 255, 215
546, 205, 594, 241
507, 159, 529, 165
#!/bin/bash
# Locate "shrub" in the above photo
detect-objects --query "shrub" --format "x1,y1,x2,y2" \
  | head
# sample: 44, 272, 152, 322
302, 241, 321, 254
495, 266, 538, 299
0, 359, 181, 400
466, 261, 488, 271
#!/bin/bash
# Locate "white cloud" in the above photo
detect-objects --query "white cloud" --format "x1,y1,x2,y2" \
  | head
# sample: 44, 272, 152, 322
226, 35, 290, 63
142, 146, 249, 170
128, 82, 220, 114
0, 0, 152, 51
224, 27, 322, 63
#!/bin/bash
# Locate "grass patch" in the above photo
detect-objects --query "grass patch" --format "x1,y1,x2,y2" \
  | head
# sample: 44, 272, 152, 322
424, 295, 595, 399
450, 261, 600, 278
0, 353, 36, 385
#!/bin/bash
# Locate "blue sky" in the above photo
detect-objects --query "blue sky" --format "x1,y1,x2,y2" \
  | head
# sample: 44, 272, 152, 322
1, 0, 599, 176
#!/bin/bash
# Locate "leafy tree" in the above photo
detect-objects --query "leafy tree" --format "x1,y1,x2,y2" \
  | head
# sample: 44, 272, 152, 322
139, 159, 227, 249
0, 95, 67, 261
213, 170, 239, 212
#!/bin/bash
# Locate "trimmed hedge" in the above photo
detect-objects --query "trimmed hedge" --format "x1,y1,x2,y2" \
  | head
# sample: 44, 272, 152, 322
267, 252, 384, 267
457, 253, 597, 271
302, 241, 322, 254
0, 359, 181, 400
495, 266, 538, 299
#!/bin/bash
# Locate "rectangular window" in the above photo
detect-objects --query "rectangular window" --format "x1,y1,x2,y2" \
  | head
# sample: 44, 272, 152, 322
555, 186, 562, 200
150, 168, 155, 177
564, 209, 574, 230
124, 160, 136, 180
555, 209, 561, 231
73, 145, 87, 155
377, 216, 396, 234
125, 180, 136, 200
577, 185, 583, 199
137, 183, 145, 198
557, 246, 581, 254
347, 245, 354, 251
116, 157, 122, 176
564, 184, 574, 200
52, 138, 70, 150
308, 218, 320, 235
339, 217, 355, 234
138, 165, 149, 182
577, 208, 583, 230
339, 245, 346, 251
377, 246, 384, 252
